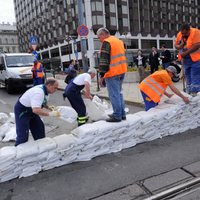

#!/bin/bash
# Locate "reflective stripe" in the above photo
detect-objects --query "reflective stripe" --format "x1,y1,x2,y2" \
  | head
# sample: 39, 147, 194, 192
143, 79, 163, 98
110, 60, 127, 67
111, 53, 126, 60
78, 116, 88, 120
147, 77, 165, 92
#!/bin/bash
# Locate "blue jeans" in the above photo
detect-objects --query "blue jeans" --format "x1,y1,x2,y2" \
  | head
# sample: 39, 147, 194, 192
105, 74, 126, 120
141, 91, 158, 111
184, 57, 200, 93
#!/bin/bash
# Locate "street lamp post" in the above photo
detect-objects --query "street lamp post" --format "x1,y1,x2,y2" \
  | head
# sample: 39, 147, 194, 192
77, 0, 88, 72
66, 35, 72, 61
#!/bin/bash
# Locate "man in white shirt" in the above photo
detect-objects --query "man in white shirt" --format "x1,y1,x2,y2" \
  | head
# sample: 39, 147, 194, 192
14, 78, 60, 146
63, 68, 96, 126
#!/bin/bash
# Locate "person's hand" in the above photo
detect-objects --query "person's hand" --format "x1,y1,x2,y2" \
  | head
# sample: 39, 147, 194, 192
180, 51, 187, 58
49, 111, 61, 117
182, 96, 189, 104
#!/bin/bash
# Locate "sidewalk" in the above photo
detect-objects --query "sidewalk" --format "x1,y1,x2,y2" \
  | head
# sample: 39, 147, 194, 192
55, 74, 184, 106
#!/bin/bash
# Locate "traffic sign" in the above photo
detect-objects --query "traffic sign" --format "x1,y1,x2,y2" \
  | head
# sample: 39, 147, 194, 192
77, 25, 89, 36
29, 36, 38, 45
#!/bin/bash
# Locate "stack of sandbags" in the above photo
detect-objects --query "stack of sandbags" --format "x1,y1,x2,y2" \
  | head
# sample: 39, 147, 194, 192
2, 93, 200, 183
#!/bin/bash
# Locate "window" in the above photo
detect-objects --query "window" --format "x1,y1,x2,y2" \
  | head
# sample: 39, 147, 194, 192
141, 39, 157, 49
110, 3, 116, 13
110, 17, 117, 26
123, 18, 128, 27
122, 5, 128, 14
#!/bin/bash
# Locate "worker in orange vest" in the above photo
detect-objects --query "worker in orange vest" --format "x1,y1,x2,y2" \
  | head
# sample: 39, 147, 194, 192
139, 66, 189, 111
31, 58, 45, 86
97, 27, 127, 122
175, 24, 200, 96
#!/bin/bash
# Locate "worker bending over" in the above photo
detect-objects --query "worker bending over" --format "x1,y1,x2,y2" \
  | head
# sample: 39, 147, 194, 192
139, 66, 189, 111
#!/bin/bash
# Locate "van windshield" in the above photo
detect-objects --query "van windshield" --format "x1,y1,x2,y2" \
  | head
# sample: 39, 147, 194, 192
5, 56, 34, 67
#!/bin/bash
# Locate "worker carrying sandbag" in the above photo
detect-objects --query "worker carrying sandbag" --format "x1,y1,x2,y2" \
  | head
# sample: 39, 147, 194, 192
63, 68, 96, 126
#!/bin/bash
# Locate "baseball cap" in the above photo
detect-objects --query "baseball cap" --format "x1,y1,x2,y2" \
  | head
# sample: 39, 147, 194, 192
166, 66, 178, 77
88, 67, 97, 74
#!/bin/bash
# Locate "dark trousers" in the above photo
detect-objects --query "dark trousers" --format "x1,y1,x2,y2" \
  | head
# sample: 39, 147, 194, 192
65, 83, 86, 117
33, 78, 44, 86
150, 65, 158, 74
14, 101, 45, 146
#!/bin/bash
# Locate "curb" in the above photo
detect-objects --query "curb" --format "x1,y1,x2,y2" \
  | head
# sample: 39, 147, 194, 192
57, 86, 144, 108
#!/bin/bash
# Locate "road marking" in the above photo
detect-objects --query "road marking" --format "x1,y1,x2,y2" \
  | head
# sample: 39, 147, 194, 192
0, 99, 6, 104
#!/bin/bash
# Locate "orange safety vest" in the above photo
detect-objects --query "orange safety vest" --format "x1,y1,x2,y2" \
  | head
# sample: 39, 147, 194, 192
32, 62, 44, 78
102, 36, 127, 78
176, 28, 200, 62
139, 70, 170, 103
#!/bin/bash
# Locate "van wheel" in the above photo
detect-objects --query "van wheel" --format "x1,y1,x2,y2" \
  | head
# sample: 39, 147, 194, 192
6, 81, 13, 94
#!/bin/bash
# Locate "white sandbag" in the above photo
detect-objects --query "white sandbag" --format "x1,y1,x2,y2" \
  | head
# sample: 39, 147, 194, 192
35, 137, 57, 153
53, 134, 77, 151
0, 172, 19, 183
71, 123, 99, 138
135, 111, 156, 124
58, 154, 77, 165
84, 99, 107, 121
2, 125, 16, 142
8, 112, 15, 123
0, 112, 9, 124
0, 122, 11, 141
16, 141, 39, 159
0, 146, 16, 163
56, 106, 77, 123
19, 164, 42, 178
92, 95, 110, 111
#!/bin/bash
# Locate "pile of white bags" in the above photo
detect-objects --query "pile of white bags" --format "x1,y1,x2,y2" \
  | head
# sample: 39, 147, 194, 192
1, 92, 200, 183
84, 95, 110, 121
0, 113, 16, 142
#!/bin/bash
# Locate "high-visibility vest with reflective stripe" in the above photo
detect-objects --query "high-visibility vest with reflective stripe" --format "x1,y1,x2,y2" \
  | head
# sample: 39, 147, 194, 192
103, 36, 127, 78
139, 70, 169, 103
176, 28, 200, 62
33, 62, 44, 78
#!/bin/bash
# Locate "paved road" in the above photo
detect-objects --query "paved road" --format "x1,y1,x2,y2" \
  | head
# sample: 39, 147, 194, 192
1, 87, 200, 200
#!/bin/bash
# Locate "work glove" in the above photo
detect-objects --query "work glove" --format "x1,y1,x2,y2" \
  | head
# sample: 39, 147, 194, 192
49, 111, 61, 117
48, 105, 57, 111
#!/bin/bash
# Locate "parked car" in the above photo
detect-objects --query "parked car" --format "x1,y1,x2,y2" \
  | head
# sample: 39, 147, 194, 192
0, 53, 34, 93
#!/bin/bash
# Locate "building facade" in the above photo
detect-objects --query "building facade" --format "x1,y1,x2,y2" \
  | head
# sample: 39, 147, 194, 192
14, 0, 200, 70
0, 23, 19, 53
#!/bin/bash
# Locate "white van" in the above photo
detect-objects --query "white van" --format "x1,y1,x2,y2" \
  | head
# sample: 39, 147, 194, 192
0, 53, 34, 93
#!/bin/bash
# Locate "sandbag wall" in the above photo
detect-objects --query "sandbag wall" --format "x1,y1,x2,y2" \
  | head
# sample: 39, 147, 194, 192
1, 95, 200, 183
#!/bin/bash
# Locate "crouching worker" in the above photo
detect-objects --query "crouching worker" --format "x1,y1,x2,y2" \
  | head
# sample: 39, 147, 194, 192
139, 66, 189, 111
63, 68, 96, 126
14, 78, 60, 146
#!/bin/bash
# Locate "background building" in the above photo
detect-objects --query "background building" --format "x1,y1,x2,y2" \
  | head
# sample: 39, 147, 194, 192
13, 0, 200, 70
0, 23, 19, 53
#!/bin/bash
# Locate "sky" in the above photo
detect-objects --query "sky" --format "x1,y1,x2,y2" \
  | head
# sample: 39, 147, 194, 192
0, 0, 16, 24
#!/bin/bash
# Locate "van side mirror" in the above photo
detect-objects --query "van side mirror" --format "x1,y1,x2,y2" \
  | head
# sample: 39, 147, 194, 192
0, 63, 5, 70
